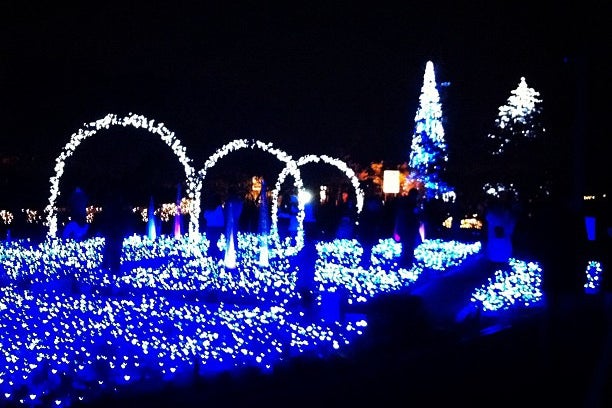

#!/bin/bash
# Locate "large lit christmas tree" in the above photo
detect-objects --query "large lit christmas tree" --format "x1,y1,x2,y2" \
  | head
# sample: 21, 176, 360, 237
408, 60, 454, 201
483, 77, 545, 200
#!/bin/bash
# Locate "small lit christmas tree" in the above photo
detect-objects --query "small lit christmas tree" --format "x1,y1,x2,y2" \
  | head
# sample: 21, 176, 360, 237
486, 76, 544, 156
483, 77, 546, 200
408, 60, 454, 201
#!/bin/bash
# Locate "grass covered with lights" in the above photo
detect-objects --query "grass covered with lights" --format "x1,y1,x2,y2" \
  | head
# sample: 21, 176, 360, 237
0, 233, 545, 407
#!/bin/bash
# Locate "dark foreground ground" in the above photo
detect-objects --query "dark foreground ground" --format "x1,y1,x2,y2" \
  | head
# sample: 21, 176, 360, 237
45, 255, 612, 408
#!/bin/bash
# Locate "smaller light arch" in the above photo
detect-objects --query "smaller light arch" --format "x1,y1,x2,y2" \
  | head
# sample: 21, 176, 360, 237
271, 154, 364, 227
198, 139, 306, 256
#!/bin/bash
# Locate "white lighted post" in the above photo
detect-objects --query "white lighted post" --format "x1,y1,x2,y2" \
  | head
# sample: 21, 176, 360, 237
383, 170, 400, 201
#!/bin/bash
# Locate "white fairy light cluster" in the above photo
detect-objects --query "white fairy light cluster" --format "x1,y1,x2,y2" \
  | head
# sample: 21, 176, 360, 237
314, 238, 412, 301
85, 205, 101, 224
487, 76, 544, 155
132, 202, 190, 224
23, 209, 42, 224
118, 234, 298, 304
369, 238, 402, 268
315, 239, 363, 270
121, 234, 209, 264
0, 209, 44, 226
413, 239, 482, 271
483, 182, 518, 199
471, 258, 543, 312
313, 238, 484, 303
158, 203, 181, 222
44, 113, 199, 239
584, 260, 603, 294
422, 181, 456, 202
501, 77, 542, 128
0, 237, 104, 283
0, 210, 14, 225
0, 285, 365, 407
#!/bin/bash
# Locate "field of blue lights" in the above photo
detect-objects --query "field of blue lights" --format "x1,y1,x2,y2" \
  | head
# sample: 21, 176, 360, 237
0, 231, 552, 407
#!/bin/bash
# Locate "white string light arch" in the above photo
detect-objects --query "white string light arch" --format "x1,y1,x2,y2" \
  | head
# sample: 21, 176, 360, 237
44, 113, 201, 239
271, 154, 365, 222
198, 139, 306, 256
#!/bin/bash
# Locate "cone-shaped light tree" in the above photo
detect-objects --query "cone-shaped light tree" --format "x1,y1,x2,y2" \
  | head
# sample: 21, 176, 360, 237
147, 196, 157, 240
408, 61, 454, 201
483, 76, 545, 199
173, 184, 182, 238
486, 76, 544, 156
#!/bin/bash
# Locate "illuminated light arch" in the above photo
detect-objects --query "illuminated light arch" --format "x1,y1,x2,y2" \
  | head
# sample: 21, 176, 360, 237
198, 139, 305, 255
271, 154, 365, 233
45, 113, 201, 239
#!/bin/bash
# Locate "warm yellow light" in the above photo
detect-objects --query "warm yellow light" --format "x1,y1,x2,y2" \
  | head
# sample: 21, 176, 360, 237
251, 176, 262, 193
383, 170, 400, 194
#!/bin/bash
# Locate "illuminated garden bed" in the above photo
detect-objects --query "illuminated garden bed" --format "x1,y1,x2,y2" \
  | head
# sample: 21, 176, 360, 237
0, 233, 553, 407
0, 285, 366, 407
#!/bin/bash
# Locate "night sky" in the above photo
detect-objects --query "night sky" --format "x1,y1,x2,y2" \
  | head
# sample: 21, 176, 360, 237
0, 2, 607, 206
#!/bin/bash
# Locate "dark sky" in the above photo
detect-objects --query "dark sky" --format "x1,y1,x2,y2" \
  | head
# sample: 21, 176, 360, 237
0, 2, 608, 204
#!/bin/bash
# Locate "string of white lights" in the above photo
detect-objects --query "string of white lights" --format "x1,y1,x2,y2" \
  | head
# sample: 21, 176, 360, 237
44, 113, 199, 239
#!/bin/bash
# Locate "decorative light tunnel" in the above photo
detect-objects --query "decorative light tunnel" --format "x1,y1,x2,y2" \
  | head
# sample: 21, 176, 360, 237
43, 114, 362, 259
44, 113, 201, 238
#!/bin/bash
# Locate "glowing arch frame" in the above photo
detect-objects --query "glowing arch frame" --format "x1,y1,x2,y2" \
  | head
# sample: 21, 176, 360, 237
198, 139, 306, 256
45, 113, 201, 239
270, 154, 365, 231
